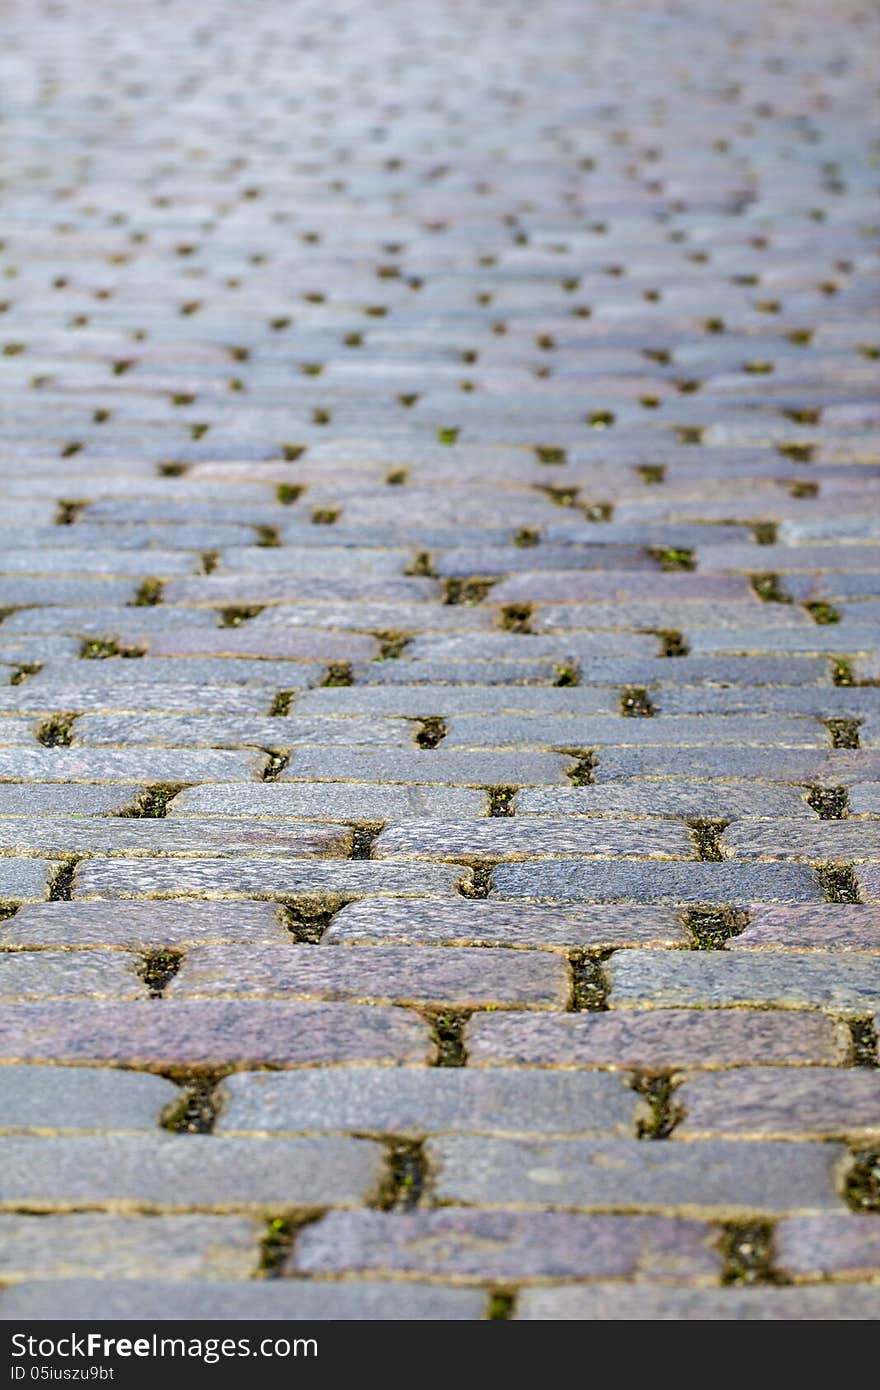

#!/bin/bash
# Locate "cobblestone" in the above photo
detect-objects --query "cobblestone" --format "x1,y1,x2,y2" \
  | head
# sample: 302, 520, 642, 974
2, 0, 877, 1316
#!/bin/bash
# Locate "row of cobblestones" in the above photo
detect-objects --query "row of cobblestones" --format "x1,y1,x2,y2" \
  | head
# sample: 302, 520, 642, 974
0, 0, 878, 1320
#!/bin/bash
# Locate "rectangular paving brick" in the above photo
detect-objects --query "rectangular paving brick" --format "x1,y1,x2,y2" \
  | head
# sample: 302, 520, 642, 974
168, 943, 569, 1008
373, 818, 692, 862
0, 1214, 261, 1281
427, 1136, 846, 1215
0, 817, 352, 858
0, 1134, 384, 1210
676, 1069, 880, 1140
515, 1285, 880, 1320
280, 749, 571, 786
170, 782, 488, 819
0, 1065, 178, 1132
729, 905, 880, 954
72, 858, 467, 899
492, 862, 821, 904
0, 1279, 486, 1321
217, 1068, 639, 1137
290, 1209, 722, 1282
606, 948, 880, 1013
324, 899, 689, 949
0, 860, 51, 902
0, 951, 146, 1000
723, 821, 880, 862
465, 1008, 849, 1070
516, 784, 815, 819
0, 748, 262, 782
0, 1001, 432, 1067
1, 900, 291, 948
776, 1215, 880, 1282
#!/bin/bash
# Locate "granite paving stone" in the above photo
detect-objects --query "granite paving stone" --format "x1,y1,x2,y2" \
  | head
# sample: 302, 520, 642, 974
514, 1286, 880, 1320
427, 1136, 846, 1216
0, 1135, 385, 1210
0, 1280, 486, 1321
465, 1009, 850, 1070
167, 944, 569, 1008
0, 1215, 261, 1281
606, 949, 880, 1013
0, 1001, 433, 1067
675, 1069, 880, 1140
216, 1068, 639, 1137
290, 1210, 721, 1282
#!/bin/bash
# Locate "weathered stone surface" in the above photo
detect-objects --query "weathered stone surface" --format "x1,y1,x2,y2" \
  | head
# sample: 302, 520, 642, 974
0, 951, 146, 1000
291, 1210, 722, 1281
0, 1065, 177, 1131
515, 1286, 880, 1320
72, 858, 466, 899
169, 944, 568, 1007
492, 863, 821, 904
676, 1069, 880, 1140
0, 860, 51, 902
2, 900, 291, 947
217, 1068, 640, 1136
372, 818, 692, 862
171, 782, 487, 819
0, 1279, 486, 1320
466, 1009, 849, 1070
0, 1001, 432, 1067
729, 905, 880, 954
606, 949, 880, 1013
0, 1215, 261, 1281
0, 1135, 384, 1209
427, 1136, 846, 1215
516, 784, 815, 819
325, 899, 688, 949
776, 1215, 880, 1282
0, 816, 351, 858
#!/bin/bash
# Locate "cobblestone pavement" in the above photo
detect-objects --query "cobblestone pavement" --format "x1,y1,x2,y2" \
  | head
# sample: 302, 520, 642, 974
0, 0, 878, 1322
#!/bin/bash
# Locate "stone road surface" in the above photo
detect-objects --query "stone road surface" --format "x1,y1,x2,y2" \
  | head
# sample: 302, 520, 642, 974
0, 0, 878, 1322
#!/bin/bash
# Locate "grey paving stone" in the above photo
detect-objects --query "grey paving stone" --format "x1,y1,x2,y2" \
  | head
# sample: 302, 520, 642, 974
0, 1279, 485, 1321
74, 714, 416, 748
515, 1285, 880, 1320
0, 860, 51, 901
723, 821, 880, 862
776, 1215, 880, 1282
280, 749, 571, 786
606, 948, 880, 1013
0, 1215, 261, 1281
0, 748, 262, 782
72, 858, 467, 899
0, 1135, 384, 1210
729, 905, 880, 954
217, 1068, 639, 1137
0, 785, 145, 817
373, 818, 692, 862
0, 1001, 432, 1067
427, 1136, 846, 1215
466, 1008, 849, 1070
291, 1209, 721, 1281
324, 899, 688, 949
443, 715, 825, 749
1, 900, 291, 948
170, 782, 487, 820
0, 950, 146, 1000
516, 784, 815, 819
0, 816, 351, 858
0, 1065, 177, 1132
676, 1069, 880, 1140
169, 943, 569, 1007
492, 862, 821, 905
